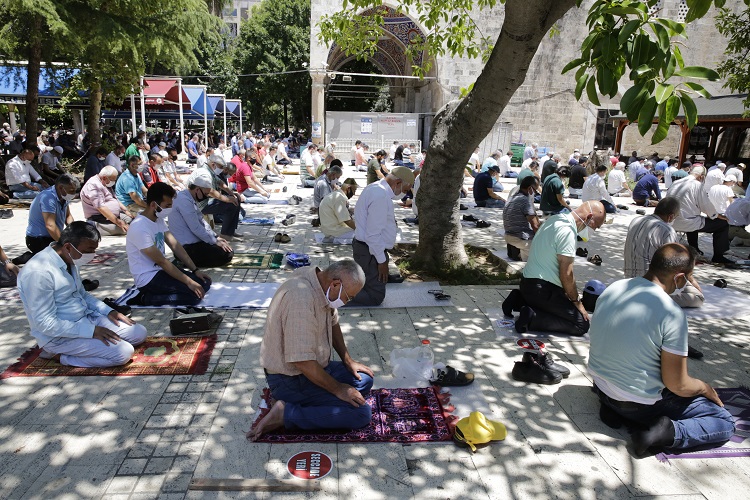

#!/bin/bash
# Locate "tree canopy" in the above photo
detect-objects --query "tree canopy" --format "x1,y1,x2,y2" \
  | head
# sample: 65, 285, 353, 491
716, 3, 750, 114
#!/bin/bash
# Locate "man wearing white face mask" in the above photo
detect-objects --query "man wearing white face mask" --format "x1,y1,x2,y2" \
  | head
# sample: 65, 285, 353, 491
250, 259, 374, 440
350, 166, 414, 306
18, 222, 147, 368
506, 201, 606, 336
123, 182, 212, 307
4, 148, 49, 199
81, 166, 132, 236
20, 174, 81, 267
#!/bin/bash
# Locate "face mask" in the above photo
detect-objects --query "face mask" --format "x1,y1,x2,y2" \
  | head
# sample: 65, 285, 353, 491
62, 192, 76, 202
391, 182, 403, 200
138, 165, 147, 172
573, 211, 592, 242
213, 167, 224, 175
105, 179, 116, 188
155, 203, 172, 220
325, 284, 346, 309
68, 244, 97, 266
671, 275, 687, 296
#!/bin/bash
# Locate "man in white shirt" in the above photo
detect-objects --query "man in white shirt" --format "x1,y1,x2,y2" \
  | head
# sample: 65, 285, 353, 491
499, 151, 515, 178
105, 144, 126, 174
5, 149, 48, 199
663, 159, 679, 189
521, 152, 538, 171
708, 175, 736, 215
607, 162, 630, 196
468, 147, 481, 172
670, 166, 732, 264
725, 163, 745, 196
300, 143, 318, 187
523, 143, 537, 162
275, 139, 292, 165
582, 164, 616, 213
123, 182, 213, 306
623, 198, 704, 308
703, 162, 725, 194
40, 145, 65, 181
320, 178, 358, 241
350, 167, 414, 306
725, 196, 750, 247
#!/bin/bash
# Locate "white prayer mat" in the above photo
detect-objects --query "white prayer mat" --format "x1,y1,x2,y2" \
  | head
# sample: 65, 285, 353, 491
115, 282, 280, 309
684, 286, 750, 321
487, 308, 591, 342
312, 232, 352, 245
345, 281, 454, 309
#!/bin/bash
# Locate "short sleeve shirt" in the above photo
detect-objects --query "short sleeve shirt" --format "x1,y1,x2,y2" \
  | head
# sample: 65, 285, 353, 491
540, 174, 565, 212
115, 170, 145, 207
319, 191, 353, 237
523, 212, 577, 287
27, 187, 67, 237
473, 172, 494, 203
503, 192, 536, 239
366, 158, 381, 185
126, 215, 168, 288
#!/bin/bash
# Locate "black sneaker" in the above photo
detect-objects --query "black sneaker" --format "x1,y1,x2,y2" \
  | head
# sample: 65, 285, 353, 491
687, 345, 704, 360
12, 251, 34, 266
711, 255, 735, 265
104, 298, 132, 317
311, 218, 320, 227
502, 289, 520, 318
515, 306, 536, 333
523, 351, 570, 378
512, 358, 562, 385
507, 244, 521, 261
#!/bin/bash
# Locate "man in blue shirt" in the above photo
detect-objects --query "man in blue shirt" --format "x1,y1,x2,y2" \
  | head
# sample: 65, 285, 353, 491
186, 134, 200, 162
17, 222, 147, 367
116, 156, 148, 215
655, 156, 669, 172
25, 174, 78, 255
633, 170, 663, 207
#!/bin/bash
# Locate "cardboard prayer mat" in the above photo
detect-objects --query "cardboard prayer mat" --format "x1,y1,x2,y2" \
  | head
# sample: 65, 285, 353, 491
226, 252, 285, 269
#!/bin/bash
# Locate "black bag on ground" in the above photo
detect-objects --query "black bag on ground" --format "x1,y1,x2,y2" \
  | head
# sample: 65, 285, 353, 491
0, 265, 17, 288
169, 312, 220, 335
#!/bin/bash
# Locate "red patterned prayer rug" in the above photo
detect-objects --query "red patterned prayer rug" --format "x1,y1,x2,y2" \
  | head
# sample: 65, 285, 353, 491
1, 336, 216, 378
251, 387, 457, 443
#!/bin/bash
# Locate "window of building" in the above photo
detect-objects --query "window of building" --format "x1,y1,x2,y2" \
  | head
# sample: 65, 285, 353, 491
594, 109, 617, 150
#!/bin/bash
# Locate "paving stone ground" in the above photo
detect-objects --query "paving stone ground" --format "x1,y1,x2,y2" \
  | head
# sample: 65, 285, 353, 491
1, 164, 749, 499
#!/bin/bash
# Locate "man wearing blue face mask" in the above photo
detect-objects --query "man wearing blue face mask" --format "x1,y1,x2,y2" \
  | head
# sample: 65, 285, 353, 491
18, 221, 147, 368
505, 201, 606, 336
123, 182, 212, 306
350, 166, 414, 306
249, 259, 374, 440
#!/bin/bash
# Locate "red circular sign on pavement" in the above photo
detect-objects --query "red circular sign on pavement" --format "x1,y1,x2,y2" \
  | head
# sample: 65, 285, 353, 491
516, 338, 546, 351
287, 451, 333, 480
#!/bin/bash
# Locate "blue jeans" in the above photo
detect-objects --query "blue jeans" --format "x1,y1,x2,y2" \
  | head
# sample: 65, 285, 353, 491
266, 361, 374, 431
9, 182, 43, 199
504, 172, 518, 178
138, 269, 210, 306
476, 198, 505, 208
595, 386, 735, 451
202, 198, 240, 236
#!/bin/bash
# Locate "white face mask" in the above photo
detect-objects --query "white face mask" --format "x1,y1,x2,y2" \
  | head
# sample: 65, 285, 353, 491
105, 178, 116, 188
69, 244, 97, 266
391, 182, 403, 200
213, 167, 224, 175
325, 284, 346, 309
671, 275, 688, 296
155, 203, 172, 220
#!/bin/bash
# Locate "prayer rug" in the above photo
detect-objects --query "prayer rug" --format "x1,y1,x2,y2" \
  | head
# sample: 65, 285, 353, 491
1, 335, 216, 379
657, 387, 750, 461
240, 217, 275, 225
226, 252, 284, 269
345, 282, 454, 309
683, 286, 750, 320
115, 282, 280, 309
252, 387, 455, 443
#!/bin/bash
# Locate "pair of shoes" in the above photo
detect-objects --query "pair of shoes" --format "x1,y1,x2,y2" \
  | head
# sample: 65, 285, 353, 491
274, 233, 291, 243
388, 273, 405, 283
687, 345, 704, 360
430, 365, 474, 386
616, 204, 628, 210
459, 204, 468, 210
463, 214, 478, 222
576, 247, 588, 258
511, 352, 564, 385
514, 306, 535, 333
82, 279, 99, 291
0, 209, 13, 218
476, 220, 491, 228
711, 255, 735, 265
282, 214, 296, 226
587, 254, 602, 266
104, 298, 132, 317
311, 218, 320, 227
502, 289, 521, 318
523, 351, 570, 378
12, 251, 33, 266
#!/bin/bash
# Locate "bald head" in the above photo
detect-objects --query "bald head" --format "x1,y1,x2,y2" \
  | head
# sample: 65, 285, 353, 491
572, 201, 606, 231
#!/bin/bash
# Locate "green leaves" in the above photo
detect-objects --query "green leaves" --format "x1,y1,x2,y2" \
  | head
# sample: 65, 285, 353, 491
638, 97, 657, 135
654, 83, 674, 104
674, 66, 720, 80
680, 94, 698, 128
685, 0, 713, 23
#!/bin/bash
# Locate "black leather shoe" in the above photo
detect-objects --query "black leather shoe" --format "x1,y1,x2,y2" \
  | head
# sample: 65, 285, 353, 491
515, 306, 535, 333
104, 298, 131, 317
388, 274, 405, 283
523, 351, 570, 378
512, 358, 562, 385
82, 279, 99, 291
502, 289, 520, 318
687, 345, 704, 360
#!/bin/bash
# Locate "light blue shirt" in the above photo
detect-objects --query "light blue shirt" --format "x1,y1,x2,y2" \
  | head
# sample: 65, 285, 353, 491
17, 246, 112, 347
523, 212, 577, 287
26, 186, 68, 238
481, 157, 498, 173
588, 277, 688, 404
169, 189, 217, 245
115, 170, 145, 207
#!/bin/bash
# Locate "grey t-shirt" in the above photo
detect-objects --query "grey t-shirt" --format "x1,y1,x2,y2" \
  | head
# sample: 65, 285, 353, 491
502, 192, 536, 240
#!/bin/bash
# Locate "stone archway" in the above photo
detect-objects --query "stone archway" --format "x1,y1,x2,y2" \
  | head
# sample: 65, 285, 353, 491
310, 4, 439, 143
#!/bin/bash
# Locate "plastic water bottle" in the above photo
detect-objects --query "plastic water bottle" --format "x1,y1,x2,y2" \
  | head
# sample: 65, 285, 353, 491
417, 339, 434, 380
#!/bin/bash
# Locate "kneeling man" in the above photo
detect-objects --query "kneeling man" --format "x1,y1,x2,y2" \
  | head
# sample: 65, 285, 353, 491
249, 259, 374, 439
18, 222, 147, 367
588, 243, 734, 456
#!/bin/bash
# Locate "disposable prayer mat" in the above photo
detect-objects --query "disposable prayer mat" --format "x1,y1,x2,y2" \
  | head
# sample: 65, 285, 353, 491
683, 286, 750, 320
657, 388, 750, 461
487, 308, 591, 342
312, 232, 353, 245
115, 282, 280, 309
252, 387, 454, 443
240, 217, 275, 225
1, 335, 216, 379
226, 252, 284, 269
345, 282, 454, 308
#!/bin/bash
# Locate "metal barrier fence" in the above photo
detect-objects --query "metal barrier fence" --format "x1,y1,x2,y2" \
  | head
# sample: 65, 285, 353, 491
326, 138, 423, 159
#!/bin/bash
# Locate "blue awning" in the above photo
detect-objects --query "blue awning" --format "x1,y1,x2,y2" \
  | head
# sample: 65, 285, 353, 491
0, 64, 88, 108
183, 86, 215, 118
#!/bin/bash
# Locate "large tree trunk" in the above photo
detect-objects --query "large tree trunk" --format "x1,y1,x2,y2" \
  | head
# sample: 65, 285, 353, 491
415, 0, 577, 269
87, 80, 103, 149
24, 15, 44, 144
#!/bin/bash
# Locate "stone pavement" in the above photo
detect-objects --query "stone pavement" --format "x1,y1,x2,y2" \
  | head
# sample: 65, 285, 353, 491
1, 166, 749, 499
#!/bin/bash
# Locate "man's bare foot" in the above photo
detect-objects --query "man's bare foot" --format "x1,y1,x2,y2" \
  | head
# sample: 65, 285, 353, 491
247, 400, 285, 441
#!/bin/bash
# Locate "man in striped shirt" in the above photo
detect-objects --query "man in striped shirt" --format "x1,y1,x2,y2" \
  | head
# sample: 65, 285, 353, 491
623, 197, 704, 308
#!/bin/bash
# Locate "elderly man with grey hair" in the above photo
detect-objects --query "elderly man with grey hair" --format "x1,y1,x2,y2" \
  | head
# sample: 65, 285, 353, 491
81, 165, 132, 236
187, 154, 243, 241
250, 259, 373, 440
313, 164, 343, 212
